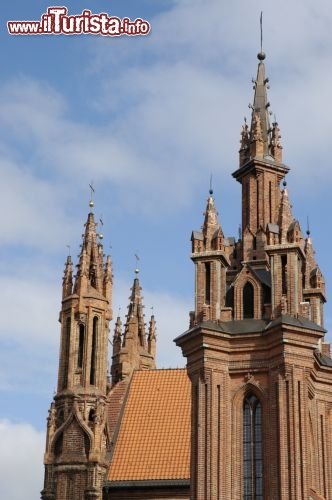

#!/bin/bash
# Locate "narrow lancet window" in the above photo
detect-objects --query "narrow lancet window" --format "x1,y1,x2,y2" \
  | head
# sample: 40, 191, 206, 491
269, 181, 272, 223
205, 262, 211, 305
78, 324, 85, 368
63, 317, 71, 389
243, 282, 254, 319
90, 317, 98, 385
256, 178, 259, 229
281, 255, 287, 295
243, 394, 263, 500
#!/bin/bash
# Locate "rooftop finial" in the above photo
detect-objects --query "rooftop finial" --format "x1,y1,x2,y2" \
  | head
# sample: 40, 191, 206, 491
257, 12, 266, 61
209, 174, 213, 195
66, 244, 71, 257
306, 216, 311, 237
98, 215, 104, 240
89, 181, 95, 209
134, 253, 140, 274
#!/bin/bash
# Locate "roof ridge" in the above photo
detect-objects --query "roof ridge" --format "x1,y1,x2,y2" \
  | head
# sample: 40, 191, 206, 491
132, 367, 186, 373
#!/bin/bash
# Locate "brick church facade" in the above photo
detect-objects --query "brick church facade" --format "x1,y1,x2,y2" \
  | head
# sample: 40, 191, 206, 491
41, 49, 332, 500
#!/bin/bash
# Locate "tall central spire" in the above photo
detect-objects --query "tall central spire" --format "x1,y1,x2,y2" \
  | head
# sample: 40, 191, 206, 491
250, 52, 271, 157
238, 48, 284, 169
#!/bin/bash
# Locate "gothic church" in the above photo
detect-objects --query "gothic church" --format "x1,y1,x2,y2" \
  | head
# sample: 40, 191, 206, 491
41, 48, 332, 500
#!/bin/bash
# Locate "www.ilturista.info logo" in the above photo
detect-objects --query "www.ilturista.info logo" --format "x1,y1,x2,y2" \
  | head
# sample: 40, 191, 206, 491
7, 6, 151, 36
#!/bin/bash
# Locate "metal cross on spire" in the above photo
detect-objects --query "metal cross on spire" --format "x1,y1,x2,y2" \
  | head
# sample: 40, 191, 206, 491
134, 253, 140, 274
89, 181, 95, 209
257, 12, 265, 61
98, 215, 104, 240
260, 11, 263, 54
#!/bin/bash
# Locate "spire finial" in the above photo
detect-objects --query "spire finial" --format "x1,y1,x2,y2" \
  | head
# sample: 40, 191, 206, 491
89, 181, 95, 209
66, 244, 71, 257
98, 215, 104, 240
134, 253, 140, 274
257, 12, 266, 61
209, 174, 213, 195
306, 216, 311, 237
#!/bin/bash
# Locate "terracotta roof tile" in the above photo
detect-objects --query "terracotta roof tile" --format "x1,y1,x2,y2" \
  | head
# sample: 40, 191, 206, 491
108, 369, 191, 481
107, 379, 130, 441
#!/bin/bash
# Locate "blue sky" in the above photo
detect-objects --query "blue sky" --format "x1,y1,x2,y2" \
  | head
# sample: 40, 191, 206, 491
1, 1, 332, 497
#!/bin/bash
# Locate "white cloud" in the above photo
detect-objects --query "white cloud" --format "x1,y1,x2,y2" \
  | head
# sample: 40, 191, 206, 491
1, 0, 332, 228
88, 0, 332, 193
0, 0, 332, 452
0, 272, 59, 346
0, 419, 45, 500
0, 157, 76, 250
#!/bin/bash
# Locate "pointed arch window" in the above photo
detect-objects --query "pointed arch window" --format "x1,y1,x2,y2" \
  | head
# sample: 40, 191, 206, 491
243, 282, 254, 319
243, 394, 263, 500
63, 317, 71, 389
90, 316, 98, 385
205, 262, 211, 305
281, 255, 287, 294
77, 324, 85, 369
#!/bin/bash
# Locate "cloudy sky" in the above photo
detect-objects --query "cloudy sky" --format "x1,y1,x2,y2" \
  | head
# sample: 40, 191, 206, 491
1, 0, 332, 497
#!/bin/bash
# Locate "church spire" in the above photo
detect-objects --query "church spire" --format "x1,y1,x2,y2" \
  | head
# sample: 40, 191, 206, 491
123, 273, 147, 349
56, 201, 112, 393
74, 205, 104, 295
234, 47, 289, 240
249, 51, 271, 159
202, 188, 224, 251
111, 272, 156, 385
238, 47, 283, 167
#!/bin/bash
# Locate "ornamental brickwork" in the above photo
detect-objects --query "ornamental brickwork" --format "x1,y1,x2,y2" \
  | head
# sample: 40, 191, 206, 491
176, 50, 332, 500
42, 47, 332, 500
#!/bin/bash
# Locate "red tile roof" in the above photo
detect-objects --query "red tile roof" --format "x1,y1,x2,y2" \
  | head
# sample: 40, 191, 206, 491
108, 369, 191, 481
107, 379, 130, 440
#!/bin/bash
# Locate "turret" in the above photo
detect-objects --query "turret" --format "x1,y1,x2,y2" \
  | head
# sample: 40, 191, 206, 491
303, 232, 326, 326
57, 207, 112, 393
111, 272, 156, 385
191, 189, 230, 323
42, 199, 113, 500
